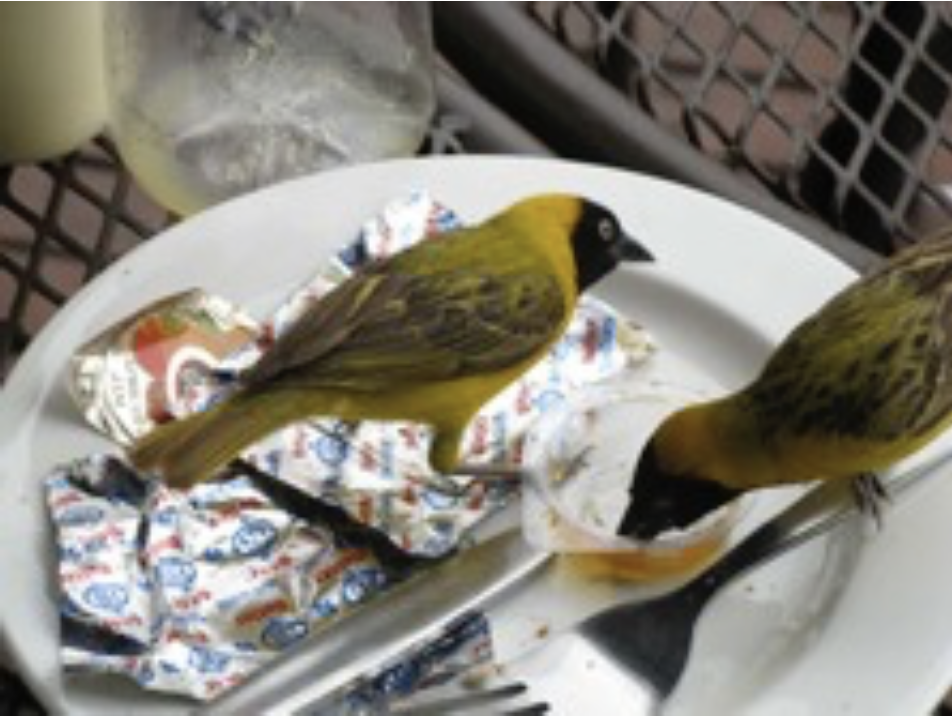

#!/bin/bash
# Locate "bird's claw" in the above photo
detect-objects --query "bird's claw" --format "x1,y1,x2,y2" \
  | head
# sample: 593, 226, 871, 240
415, 474, 470, 498
851, 472, 891, 529
430, 463, 525, 497
453, 463, 525, 481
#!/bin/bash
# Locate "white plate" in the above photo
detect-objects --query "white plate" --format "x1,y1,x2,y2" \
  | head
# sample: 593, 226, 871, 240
2, 157, 951, 715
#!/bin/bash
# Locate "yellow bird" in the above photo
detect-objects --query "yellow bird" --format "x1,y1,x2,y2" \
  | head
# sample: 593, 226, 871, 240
132, 194, 652, 489
618, 237, 952, 541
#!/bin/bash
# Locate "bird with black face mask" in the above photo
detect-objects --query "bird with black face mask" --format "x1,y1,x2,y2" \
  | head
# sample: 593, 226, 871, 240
617, 237, 952, 542
131, 194, 653, 489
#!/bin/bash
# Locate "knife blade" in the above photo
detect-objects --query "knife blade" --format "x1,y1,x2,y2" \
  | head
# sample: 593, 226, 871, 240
195, 527, 550, 715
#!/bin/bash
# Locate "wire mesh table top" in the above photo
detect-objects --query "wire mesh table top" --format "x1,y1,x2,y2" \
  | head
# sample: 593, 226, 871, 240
526, 1, 952, 252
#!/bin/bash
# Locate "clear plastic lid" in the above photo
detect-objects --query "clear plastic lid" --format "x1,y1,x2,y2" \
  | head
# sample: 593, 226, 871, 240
521, 356, 743, 579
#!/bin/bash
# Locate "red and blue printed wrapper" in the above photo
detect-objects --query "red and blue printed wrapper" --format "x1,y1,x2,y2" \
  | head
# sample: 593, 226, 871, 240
49, 454, 388, 699
53, 191, 654, 699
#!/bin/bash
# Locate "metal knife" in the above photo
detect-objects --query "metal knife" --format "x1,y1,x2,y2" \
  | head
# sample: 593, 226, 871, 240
195, 527, 550, 715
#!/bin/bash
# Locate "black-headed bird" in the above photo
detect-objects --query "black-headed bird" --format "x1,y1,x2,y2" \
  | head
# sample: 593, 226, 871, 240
132, 194, 652, 489
618, 237, 952, 541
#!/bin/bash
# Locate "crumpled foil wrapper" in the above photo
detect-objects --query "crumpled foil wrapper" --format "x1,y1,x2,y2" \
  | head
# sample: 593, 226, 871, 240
50, 455, 387, 699
50, 191, 654, 700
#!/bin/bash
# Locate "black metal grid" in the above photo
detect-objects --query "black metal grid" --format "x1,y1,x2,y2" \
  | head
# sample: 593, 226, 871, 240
527, 1, 952, 253
0, 139, 172, 379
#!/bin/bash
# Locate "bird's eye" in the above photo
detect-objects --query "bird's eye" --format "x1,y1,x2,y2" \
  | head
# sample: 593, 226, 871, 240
598, 218, 616, 242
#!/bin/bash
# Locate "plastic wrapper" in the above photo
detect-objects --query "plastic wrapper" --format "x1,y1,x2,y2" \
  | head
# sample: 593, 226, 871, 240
50, 455, 387, 698
51, 191, 655, 699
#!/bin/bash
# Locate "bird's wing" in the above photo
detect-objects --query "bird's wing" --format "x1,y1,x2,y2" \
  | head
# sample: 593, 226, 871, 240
242, 267, 405, 385
748, 249, 952, 444
243, 265, 566, 391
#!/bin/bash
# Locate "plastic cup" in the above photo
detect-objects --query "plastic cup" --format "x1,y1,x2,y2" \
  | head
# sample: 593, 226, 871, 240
522, 371, 741, 581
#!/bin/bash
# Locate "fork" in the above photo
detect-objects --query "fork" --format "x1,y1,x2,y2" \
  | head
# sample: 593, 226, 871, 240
387, 681, 550, 715
392, 445, 952, 715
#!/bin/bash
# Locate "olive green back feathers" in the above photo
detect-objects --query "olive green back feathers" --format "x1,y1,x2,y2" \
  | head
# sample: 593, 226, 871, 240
747, 239, 952, 447
242, 233, 567, 393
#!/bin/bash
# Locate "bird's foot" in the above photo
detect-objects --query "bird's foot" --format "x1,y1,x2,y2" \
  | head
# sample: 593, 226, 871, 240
851, 472, 892, 529
411, 472, 470, 497
453, 463, 525, 482
427, 463, 526, 497
402, 464, 525, 498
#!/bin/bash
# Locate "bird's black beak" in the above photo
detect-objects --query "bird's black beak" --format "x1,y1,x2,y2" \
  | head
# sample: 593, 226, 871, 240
617, 441, 741, 541
611, 231, 654, 263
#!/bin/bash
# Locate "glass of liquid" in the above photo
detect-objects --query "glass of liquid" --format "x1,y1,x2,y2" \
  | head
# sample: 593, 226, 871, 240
104, 2, 436, 216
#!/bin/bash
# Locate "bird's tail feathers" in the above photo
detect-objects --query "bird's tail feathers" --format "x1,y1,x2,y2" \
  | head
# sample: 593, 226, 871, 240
129, 390, 313, 490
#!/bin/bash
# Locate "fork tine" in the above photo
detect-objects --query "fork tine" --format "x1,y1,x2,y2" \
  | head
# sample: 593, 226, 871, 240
502, 702, 551, 715
388, 682, 523, 715
388, 681, 549, 716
